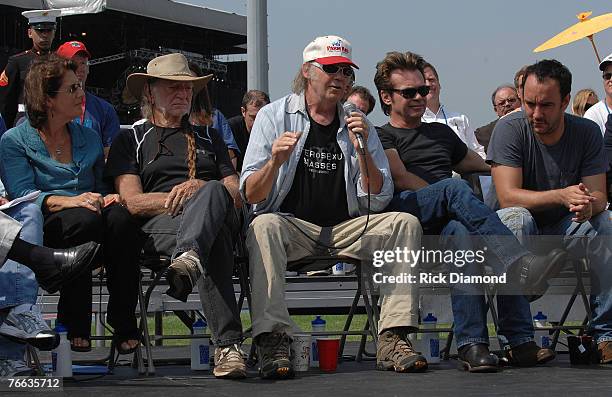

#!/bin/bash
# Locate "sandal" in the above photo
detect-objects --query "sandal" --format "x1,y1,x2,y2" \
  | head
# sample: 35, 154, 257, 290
70, 336, 92, 353
113, 332, 141, 355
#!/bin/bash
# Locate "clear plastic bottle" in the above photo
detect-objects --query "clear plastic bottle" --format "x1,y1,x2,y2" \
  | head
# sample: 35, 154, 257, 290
422, 313, 440, 364
310, 315, 326, 368
533, 311, 551, 348
190, 319, 210, 370
52, 324, 72, 377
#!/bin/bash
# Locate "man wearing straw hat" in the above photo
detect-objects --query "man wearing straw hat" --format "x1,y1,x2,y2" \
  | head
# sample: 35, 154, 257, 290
105, 53, 247, 378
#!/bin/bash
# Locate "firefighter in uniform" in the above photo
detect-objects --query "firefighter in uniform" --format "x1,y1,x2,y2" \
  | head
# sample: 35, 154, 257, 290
0, 9, 60, 128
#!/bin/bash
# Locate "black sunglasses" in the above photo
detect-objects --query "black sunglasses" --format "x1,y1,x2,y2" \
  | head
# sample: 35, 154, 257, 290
311, 62, 354, 77
388, 85, 430, 99
603, 72, 612, 81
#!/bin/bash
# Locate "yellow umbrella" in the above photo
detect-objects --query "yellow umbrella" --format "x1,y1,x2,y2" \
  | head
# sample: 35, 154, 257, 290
533, 11, 612, 63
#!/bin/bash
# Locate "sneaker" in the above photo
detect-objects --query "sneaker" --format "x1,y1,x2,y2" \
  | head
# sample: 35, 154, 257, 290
0, 304, 58, 351
256, 332, 294, 379
213, 344, 247, 379
376, 327, 428, 372
165, 250, 203, 302
0, 359, 35, 377
505, 341, 555, 367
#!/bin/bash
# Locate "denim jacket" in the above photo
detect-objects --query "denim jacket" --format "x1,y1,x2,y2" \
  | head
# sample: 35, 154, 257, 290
0, 120, 109, 207
239, 92, 394, 217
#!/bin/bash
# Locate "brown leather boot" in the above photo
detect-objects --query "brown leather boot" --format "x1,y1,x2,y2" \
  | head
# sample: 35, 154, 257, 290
505, 341, 555, 367
598, 341, 612, 364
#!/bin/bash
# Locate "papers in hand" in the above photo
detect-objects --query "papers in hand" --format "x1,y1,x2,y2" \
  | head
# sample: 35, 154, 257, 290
0, 191, 40, 211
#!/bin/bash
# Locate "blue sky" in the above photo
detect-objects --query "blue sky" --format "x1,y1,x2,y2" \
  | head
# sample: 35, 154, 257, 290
186, 0, 612, 128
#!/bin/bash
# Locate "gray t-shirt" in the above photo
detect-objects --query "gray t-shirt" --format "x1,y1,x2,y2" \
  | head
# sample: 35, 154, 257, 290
486, 110, 607, 226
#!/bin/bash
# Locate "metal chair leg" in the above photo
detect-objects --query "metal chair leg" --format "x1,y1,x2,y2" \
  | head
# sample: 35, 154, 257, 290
138, 272, 155, 375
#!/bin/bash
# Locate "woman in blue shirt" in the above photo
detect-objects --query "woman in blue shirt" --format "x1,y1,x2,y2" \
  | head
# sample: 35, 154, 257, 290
0, 54, 143, 354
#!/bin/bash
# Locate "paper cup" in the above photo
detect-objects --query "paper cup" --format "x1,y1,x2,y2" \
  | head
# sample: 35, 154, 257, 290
291, 334, 311, 372
317, 338, 340, 372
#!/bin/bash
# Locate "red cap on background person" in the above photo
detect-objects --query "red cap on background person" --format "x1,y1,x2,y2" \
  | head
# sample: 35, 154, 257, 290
56, 41, 91, 59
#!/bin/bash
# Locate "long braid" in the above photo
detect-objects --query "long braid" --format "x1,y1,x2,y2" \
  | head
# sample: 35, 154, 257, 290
181, 115, 197, 180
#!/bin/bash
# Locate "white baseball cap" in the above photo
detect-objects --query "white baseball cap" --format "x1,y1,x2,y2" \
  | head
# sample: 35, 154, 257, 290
303, 35, 358, 69
600, 52, 612, 71
22, 9, 61, 29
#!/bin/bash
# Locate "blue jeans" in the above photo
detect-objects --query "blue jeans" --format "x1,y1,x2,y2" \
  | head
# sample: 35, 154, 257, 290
498, 207, 612, 344
0, 202, 43, 360
387, 178, 534, 348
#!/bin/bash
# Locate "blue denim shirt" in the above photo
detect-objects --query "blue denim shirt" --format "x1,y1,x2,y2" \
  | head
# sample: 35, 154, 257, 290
0, 119, 109, 207
239, 92, 394, 217
212, 109, 239, 152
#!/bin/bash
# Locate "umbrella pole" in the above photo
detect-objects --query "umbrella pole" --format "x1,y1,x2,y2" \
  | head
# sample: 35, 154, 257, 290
587, 35, 602, 64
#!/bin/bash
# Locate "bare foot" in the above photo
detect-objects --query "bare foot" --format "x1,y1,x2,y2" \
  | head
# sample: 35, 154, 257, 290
70, 337, 90, 350
120, 339, 139, 352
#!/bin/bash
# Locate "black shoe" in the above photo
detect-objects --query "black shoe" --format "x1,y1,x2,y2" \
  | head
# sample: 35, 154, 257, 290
506, 341, 555, 367
457, 343, 499, 373
513, 249, 568, 296
40, 242, 101, 293
256, 332, 294, 380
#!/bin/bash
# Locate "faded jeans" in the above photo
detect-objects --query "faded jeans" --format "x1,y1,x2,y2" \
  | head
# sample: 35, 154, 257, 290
0, 202, 43, 361
498, 207, 612, 344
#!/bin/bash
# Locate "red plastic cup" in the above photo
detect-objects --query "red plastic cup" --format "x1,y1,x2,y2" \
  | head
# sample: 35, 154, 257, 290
317, 338, 340, 372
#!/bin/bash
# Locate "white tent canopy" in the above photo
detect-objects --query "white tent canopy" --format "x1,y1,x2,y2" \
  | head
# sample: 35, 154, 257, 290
0, 0, 246, 36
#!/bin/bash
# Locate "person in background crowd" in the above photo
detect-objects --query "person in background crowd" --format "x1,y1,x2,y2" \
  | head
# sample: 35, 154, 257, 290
212, 108, 241, 169
421, 61, 486, 158
227, 90, 270, 172
105, 53, 247, 379
474, 84, 521, 153
572, 88, 599, 117
0, 9, 60, 128
56, 41, 120, 158
0, 54, 143, 354
345, 85, 376, 115
584, 53, 612, 134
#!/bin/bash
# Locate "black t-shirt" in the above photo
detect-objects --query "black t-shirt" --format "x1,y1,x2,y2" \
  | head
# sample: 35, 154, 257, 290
279, 111, 350, 227
227, 115, 249, 172
376, 122, 468, 184
104, 120, 235, 193
486, 111, 607, 226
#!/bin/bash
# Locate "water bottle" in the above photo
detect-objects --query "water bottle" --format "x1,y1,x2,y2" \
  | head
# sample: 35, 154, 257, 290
190, 319, 210, 370
422, 313, 440, 364
332, 262, 345, 275
533, 311, 551, 348
52, 324, 72, 377
310, 316, 326, 367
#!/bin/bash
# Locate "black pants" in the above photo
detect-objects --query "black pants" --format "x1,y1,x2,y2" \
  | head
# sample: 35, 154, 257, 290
44, 204, 144, 339
141, 181, 243, 346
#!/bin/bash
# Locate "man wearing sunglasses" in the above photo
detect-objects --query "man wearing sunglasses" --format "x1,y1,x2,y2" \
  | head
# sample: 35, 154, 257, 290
584, 53, 612, 135
374, 51, 568, 372
0, 9, 60, 129
241, 35, 426, 379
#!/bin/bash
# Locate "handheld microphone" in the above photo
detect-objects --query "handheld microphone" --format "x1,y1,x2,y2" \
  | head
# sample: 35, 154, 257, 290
343, 101, 366, 155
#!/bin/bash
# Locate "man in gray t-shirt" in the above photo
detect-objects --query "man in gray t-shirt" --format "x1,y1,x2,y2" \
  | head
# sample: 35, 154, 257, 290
488, 59, 612, 363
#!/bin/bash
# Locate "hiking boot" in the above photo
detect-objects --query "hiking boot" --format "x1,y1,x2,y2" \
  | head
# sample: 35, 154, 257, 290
457, 343, 499, 373
376, 327, 427, 372
0, 304, 58, 350
0, 359, 35, 377
256, 332, 294, 379
213, 344, 247, 379
165, 250, 203, 302
598, 341, 612, 364
505, 341, 555, 367
511, 249, 568, 296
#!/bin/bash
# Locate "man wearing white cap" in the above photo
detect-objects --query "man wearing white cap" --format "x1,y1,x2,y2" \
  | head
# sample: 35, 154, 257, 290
584, 53, 612, 135
0, 9, 60, 128
240, 35, 425, 379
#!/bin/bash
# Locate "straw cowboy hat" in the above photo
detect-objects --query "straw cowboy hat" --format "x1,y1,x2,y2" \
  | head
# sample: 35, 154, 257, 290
126, 53, 212, 98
